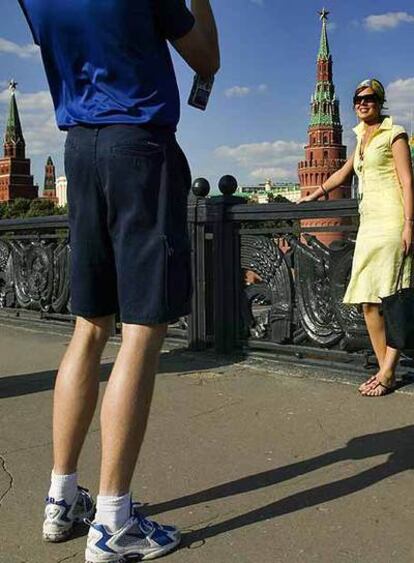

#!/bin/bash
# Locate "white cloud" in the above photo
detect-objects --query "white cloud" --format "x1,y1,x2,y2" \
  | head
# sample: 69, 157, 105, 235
214, 140, 304, 181
0, 37, 39, 59
225, 84, 268, 98
250, 0, 263, 5
250, 167, 294, 180
225, 86, 251, 98
386, 78, 414, 126
364, 12, 414, 31
327, 22, 337, 32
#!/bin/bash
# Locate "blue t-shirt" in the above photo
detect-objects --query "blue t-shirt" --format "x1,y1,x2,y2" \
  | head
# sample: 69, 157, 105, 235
18, 0, 195, 131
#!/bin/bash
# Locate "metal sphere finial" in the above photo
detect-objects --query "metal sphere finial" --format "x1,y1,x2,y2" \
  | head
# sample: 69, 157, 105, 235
192, 177, 210, 197
218, 175, 238, 196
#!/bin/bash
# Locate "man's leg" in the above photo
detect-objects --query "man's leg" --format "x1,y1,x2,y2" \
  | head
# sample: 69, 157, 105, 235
43, 315, 114, 542
99, 323, 167, 495
53, 315, 114, 474
85, 323, 182, 562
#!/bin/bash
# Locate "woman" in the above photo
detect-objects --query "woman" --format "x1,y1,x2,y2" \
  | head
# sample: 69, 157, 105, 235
298, 79, 414, 397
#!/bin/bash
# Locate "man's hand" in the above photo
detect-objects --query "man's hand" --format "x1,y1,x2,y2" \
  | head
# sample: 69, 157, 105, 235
402, 222, 413, 255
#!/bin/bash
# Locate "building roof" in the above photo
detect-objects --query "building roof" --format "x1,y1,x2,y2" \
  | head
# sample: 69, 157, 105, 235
5, 92, 24, 147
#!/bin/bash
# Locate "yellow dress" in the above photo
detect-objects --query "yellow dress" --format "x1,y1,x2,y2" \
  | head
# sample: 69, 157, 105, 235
343, 116, 411, 304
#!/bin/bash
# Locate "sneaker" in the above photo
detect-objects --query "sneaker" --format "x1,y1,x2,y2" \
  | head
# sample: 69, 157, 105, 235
43, 486, 95, 542
85, 503, 181, 562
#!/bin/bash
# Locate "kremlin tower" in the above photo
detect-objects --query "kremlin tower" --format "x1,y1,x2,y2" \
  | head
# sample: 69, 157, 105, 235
298, 9, 352, 246
0, 80, 38, 202
43, 156, 58, 204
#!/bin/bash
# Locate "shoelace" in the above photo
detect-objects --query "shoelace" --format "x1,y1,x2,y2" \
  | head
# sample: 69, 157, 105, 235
131, 503, 156, 531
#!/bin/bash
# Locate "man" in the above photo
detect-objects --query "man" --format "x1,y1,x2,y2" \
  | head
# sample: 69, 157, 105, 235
18, 0, 219, 561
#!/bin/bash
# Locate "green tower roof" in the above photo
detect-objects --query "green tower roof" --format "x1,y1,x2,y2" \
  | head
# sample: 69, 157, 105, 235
308, 9, 341, 129
5, 82, 24, 146
318, 8, 330, 60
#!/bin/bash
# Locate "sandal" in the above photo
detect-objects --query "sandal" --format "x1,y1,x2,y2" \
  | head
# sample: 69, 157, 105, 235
360, 379, 396, 397
358, 375, 377, 393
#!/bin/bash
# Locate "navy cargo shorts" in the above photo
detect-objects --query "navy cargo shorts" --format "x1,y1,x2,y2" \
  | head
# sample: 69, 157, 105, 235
65, 124, 192, 324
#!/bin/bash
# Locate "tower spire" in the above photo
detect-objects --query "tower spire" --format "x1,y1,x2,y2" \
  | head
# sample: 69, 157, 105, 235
4, 80, 25, 158
310, 10, 338, 129
318, 8, 330, 60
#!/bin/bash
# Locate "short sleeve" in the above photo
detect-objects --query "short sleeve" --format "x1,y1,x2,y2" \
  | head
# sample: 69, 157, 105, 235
154, 0, 195, 41
17, 0, 40, 45
391, 124, 408, 145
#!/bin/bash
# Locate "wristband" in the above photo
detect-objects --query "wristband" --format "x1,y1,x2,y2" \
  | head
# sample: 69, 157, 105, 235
320, 185, 329, 200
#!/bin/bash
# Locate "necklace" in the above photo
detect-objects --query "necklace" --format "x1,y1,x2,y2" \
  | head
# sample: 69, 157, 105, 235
356, 122, 381, 204
357, 123, 381, 174
359, 123, 381, 160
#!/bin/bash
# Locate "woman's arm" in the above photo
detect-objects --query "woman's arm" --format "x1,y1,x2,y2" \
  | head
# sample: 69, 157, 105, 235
297, 151, 355, 204
392, 136, 414, 254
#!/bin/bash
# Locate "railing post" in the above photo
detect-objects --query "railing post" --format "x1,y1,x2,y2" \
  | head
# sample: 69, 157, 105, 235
187, 178, 212, 350
187, 176, 246, 354
211, 176, 246, 354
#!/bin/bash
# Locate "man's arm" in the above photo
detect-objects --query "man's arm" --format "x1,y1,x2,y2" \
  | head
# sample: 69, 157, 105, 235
173, 0, 220, 78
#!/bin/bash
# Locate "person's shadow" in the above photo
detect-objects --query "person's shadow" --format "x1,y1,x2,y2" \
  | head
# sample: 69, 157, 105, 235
142, 425, 414, 548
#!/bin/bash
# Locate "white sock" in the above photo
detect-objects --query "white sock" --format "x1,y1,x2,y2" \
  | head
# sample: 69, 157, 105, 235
95, 493, 131, 533
48, 470, 78, 505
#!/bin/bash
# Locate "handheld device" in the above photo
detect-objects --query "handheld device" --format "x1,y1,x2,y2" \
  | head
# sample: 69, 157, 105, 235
188, 74, 215, 111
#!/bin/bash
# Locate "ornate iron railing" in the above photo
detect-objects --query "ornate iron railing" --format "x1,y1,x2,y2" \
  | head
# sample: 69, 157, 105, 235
186, 176, 375, 368
0, 216, 70, 318
0, 177, 373, 367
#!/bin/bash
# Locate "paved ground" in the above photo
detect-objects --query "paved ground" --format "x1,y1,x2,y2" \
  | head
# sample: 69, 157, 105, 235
1, 322, 414, 563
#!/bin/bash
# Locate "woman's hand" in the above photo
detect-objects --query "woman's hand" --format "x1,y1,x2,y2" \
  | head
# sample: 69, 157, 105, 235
402, 222, 413, 255
296, 193, 318, 205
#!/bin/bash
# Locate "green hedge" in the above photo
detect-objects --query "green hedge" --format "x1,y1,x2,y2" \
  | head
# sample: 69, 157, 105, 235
0, 198, 67, 220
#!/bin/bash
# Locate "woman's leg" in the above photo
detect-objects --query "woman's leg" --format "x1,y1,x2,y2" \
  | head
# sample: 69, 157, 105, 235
359, 303, 387, 391
360, 304, 399, 396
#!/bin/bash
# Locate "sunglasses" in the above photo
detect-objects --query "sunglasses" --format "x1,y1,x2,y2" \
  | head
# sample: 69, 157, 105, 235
353, 94, 379, 106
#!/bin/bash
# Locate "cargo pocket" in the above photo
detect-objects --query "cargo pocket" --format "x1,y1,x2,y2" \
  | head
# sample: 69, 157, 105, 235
163, 234, 192, 316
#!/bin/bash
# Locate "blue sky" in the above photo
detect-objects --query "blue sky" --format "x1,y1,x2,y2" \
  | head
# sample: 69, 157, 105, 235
0, 0, 414, 193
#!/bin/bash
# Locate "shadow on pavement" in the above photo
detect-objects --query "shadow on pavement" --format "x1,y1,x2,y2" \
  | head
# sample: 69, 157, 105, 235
143, 425, 414, 547
0, 348, 240, 399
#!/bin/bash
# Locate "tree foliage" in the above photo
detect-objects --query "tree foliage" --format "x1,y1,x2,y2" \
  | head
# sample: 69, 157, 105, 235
0, 198, 67, 220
